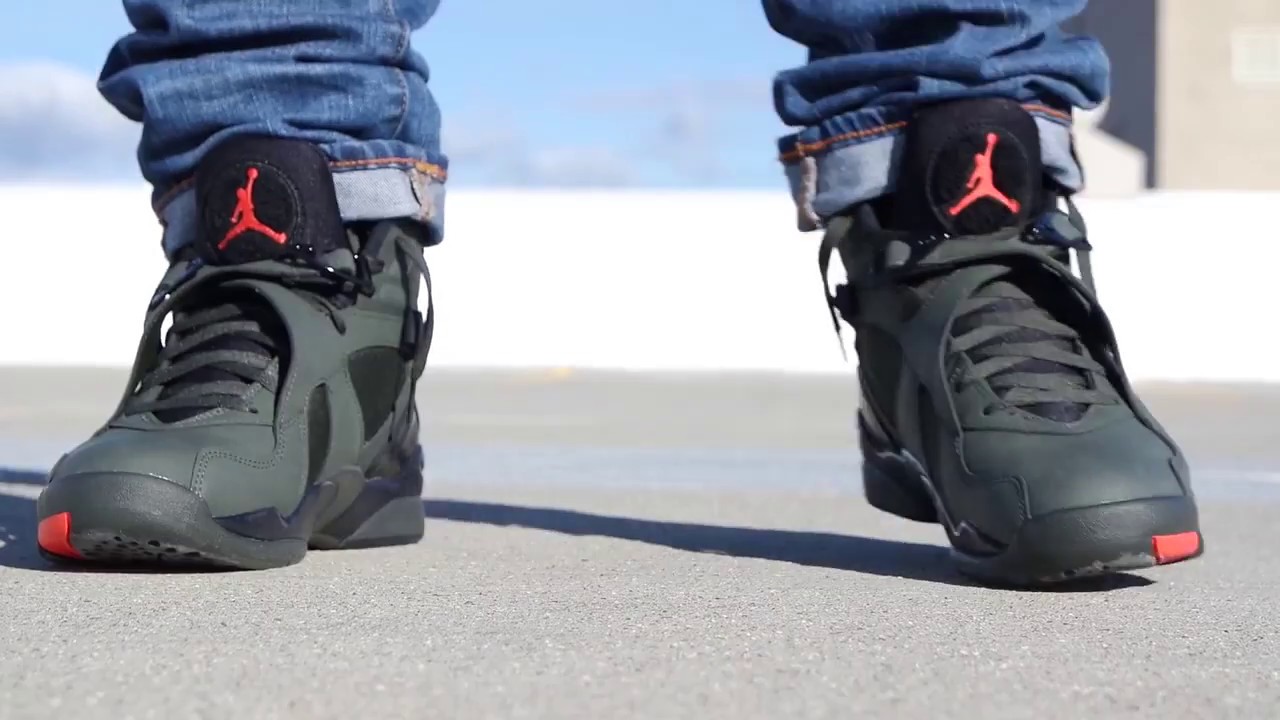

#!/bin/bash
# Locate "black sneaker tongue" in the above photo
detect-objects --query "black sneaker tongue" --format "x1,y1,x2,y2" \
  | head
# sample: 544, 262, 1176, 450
884, 99, 1085, 421
888, 98, 1043, 236
194, 136, 347, 267
153, 136, 345, 421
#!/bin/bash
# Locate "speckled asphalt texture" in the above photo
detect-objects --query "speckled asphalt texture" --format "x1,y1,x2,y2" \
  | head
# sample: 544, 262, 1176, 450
1, 369, 1277, 719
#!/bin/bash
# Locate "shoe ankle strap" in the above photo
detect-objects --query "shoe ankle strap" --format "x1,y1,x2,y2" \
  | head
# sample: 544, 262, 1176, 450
817, 198, 1097, 358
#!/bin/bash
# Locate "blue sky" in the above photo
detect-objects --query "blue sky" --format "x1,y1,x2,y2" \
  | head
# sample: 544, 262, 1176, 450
0, 1, 803, 187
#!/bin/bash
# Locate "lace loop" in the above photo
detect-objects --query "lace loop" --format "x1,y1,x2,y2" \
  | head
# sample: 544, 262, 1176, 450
821, 203, 1118, 418
945, 277, 1116, 412
124, 256, 370, 418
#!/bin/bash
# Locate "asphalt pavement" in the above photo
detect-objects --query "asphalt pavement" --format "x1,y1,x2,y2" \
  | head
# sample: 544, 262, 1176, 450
1, 368, 1277, 719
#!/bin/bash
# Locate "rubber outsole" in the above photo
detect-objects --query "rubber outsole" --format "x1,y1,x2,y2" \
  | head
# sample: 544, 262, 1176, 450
35, 451, 425, 571
861, 426, 1203, 586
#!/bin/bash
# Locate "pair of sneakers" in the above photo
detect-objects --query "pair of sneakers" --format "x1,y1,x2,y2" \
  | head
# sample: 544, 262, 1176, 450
36, 100, 1202, 586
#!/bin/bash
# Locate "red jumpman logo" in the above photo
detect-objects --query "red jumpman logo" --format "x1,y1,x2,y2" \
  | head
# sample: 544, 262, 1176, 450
218, 167, 288, 250
948, 133, 1020, 217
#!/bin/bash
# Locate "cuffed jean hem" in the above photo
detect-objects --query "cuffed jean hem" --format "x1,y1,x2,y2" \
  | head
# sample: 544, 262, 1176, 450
780, 103, 1083, 232
156, 141, 448, 258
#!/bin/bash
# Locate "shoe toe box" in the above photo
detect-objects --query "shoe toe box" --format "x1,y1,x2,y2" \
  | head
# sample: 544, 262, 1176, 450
48, 428, 204, 490
964, 417, 1189, 520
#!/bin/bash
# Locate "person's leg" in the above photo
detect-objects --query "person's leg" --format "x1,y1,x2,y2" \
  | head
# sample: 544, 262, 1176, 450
763, 0, 1203, 585
37, 1, 440, 569
765, 0, 1105, 229
99, 0, 447, 253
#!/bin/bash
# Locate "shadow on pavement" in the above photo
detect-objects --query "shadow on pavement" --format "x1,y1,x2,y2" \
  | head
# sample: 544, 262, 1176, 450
0, 471, 1153, 591
425, 499, 1154, 592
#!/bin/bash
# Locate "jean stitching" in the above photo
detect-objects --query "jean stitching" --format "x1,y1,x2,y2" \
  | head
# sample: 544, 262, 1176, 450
330, 157, 446, 179
386, 0, 411, 141
152, 158, 447, 216
153, 177, 197, 214
393, 71, 410, 142
780, 103, 1075, 164
1023, 103, 1071, 123
779, 121, 908, 162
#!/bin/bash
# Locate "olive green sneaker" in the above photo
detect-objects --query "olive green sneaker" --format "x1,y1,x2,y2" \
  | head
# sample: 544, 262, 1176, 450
36, 137, 433, 569
823, 99, 1202, 585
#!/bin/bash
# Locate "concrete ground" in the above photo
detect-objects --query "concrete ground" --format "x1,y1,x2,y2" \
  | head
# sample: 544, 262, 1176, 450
1, 368, 1278, 719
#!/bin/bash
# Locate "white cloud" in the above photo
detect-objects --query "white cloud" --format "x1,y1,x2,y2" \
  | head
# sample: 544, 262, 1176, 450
575, 78, 769, 112
443, 123, 636, 187
515, 146, 636, 187
576, 78, 772, 184
440, 77, 773, 188
0, 64, 637, 188
0, 62, 140, 181
0, 64, 755, 188
650, 102, 721, 183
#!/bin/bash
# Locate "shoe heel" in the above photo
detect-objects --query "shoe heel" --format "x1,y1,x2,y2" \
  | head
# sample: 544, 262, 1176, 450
330, 495, 425, 550
863, 458, 938, 523
859, 420, 938, 524
310, 448, 426, 550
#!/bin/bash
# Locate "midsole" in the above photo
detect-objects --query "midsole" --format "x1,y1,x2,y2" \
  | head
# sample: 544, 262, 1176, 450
859, 418, 1198, 563
214, 448, 424, 541
39, 447, 425, 547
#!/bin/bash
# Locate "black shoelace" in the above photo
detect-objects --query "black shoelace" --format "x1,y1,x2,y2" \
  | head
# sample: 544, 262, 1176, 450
823, 204, 1118, 423
125, 294, 284, 419
946, 278, 1115, 421
126, 232, 431, 421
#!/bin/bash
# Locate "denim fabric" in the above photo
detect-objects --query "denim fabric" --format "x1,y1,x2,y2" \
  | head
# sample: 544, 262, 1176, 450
100, 0, 446, 252
101, 0, 1107, 248
765, 0, 1108, 228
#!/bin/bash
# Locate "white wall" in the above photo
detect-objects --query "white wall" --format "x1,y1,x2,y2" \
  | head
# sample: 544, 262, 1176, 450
1073, 102, 1148, 196
2, 186, 1276, 382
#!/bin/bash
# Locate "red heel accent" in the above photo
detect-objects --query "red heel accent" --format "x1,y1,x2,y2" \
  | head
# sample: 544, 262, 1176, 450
1152, 531, 1201, 565
38, 512, 82, 559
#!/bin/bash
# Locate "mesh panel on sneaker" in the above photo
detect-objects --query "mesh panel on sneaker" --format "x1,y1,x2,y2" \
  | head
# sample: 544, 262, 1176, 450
348, 347, 407, 441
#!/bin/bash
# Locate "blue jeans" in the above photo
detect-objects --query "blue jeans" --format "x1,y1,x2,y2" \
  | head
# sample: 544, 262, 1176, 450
99, 0, 1107, 252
